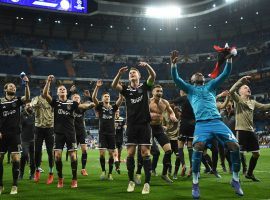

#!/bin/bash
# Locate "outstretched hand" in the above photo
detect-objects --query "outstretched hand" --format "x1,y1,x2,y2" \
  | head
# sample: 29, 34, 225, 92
138, 62, 149, 68
47, 75, 54, 82
170, 50, 179, 64
23, 76, 29, 83
118, 66, 128, 75
83, 90, 91, 97
70, 85, 76, 92
220, 90, 230, 97
241, 76, 252, 84
96, 80, 103, 87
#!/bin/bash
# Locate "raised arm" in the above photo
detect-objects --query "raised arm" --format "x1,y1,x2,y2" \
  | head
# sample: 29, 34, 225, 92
254, 101, 270, 111
67, 85, 76, 99
208, 58, 232, 90
92, 80, 102, 106
170, 50, 191, 93
111, 66, 128, 92
216, 90, 230, 109
115, 94, 124, 107
42, 75, 54, 104
21, 76, 30, 103
138, 62, 156, 86
229, 76, 251, 102
78, 102, 95, 110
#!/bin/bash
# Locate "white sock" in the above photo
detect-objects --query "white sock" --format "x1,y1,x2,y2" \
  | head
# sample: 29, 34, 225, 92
233, 172, 239, 182
193, 172, 199, 184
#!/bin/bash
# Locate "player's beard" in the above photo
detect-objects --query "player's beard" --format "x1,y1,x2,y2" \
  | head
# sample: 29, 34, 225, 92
26, 107, 33, 114
6, 91, 15, 96
155, 94, 162, 98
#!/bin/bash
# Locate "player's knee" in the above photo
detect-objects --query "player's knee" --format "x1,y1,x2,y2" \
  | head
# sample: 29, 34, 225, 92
99, 150, 106, 157
141, 147, 150, 157
193, 142, 205, 151
162, 143, 171, 151
70, 152, 77, 161
108, 151, 114, 157
252, 152, 260, 158
82, 149, 87, 154
11, 153, 20, 161
54, 151, 62, 161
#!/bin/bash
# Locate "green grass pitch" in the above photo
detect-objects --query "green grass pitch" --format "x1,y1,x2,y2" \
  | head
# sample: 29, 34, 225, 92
0, 148, 269, 200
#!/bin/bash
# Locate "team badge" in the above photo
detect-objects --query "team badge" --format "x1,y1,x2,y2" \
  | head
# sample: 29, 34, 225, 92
67, 104, 71, 110
138, 88, 143, 94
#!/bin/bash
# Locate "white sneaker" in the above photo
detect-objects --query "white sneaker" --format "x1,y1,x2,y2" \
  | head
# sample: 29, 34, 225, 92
127, 181, 135, 192
10, 186, 17, 195
0, 186, 4, 195
100, 171, 106, 180
142, 183, 150, 194
134, 174, 141, 185
38, 167, 44, 173
108, 174, 113, 181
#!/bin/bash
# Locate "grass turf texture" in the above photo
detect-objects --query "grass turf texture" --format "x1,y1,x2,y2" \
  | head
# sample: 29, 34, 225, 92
0, 148, 269, 200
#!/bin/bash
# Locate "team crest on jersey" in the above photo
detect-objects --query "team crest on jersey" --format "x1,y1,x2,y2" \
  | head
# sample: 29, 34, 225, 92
138, 88, 143, 94
67, 104, 71, 110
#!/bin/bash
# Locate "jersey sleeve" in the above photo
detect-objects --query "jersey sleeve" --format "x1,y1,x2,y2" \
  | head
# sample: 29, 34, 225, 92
112, 104, 119, 112
120, 85, 128, 97
95, 102, 103, 113
50, 99, 57, 108
171, 63, 192, 93
17, 97, 24, 106
73, 101, 79, 110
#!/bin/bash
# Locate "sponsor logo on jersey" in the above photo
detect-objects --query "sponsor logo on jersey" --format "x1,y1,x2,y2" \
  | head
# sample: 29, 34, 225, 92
3, 110, 16, 117
102, 114, 113, 119
130, 95, 143, 104
58, 109, 71, 116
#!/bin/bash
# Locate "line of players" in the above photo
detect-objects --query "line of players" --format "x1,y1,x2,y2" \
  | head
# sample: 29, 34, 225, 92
0, 53, 269, 198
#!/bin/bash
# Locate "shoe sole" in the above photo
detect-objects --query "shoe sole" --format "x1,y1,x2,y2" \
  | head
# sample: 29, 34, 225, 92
10, 192, 18, 195
231, 182, 244, 196
142, 189, 150, 195
192, 195, 200, 199
161, 176, 173, 184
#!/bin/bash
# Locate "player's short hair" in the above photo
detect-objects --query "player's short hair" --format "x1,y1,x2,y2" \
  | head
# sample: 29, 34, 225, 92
4, 82, 13, 90
57, 84, 66, 89
71, 93, 80, 98
153, 84, 162, 90
238, 84, 248, 94
102, 92, 110, 97
130, 67, 141, 75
